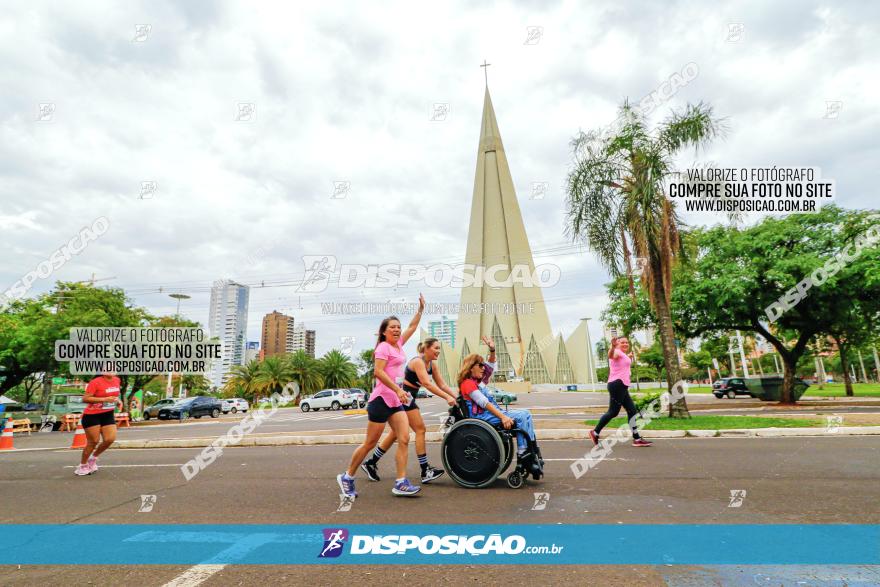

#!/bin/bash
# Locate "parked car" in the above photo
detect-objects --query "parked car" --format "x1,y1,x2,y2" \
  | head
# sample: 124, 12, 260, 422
143, 398, 177, 420
712, 377, 750, 399
221, 398, 250, 414
300, 389, 357, 412
415, 388, 434, 399
348, 388, 367, 408
487, 387, 517, 405
158, 397, 222, 420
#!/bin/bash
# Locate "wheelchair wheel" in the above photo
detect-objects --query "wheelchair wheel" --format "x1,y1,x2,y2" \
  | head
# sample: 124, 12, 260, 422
507, 471, 524, 489
501, 433, 515, 474
441, 419, 506, 488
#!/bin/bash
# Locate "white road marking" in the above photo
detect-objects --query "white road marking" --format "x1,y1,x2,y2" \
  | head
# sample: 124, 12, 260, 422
63, 463, 185, 468
162, 564, 226, 587
542, 457, 632, 462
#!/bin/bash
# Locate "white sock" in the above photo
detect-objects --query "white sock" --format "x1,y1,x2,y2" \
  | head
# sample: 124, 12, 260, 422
396, 477, 406, 483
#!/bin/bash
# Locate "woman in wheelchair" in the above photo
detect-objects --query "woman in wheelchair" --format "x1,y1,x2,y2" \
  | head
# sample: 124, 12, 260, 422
457, 354, 542, 479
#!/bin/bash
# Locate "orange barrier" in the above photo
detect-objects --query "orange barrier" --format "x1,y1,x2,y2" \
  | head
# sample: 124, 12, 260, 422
11, 419, 32, 435
115, 413, 131, 427
69, 422, 87, 449
61, 413, 81, 432
0, 419, 14, 450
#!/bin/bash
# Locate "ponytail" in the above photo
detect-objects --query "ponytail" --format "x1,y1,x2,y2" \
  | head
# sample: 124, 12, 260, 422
418, 337, 439, 355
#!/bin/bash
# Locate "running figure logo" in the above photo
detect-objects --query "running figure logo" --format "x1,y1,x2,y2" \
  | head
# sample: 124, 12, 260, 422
298, 255, 337, 293
728, 489, 747, 508
318, 528, 349, 558
531, 492, 549, 510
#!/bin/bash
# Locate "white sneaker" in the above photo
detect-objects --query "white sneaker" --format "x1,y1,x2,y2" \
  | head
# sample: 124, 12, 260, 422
87, 456, 98, 473
74, 464, 92, 476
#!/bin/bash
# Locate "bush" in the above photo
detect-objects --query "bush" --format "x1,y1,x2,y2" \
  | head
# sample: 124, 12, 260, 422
633, 390, 663, 413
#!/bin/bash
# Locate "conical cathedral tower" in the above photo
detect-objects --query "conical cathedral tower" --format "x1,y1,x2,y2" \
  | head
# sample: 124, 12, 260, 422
455, 87, 557, 382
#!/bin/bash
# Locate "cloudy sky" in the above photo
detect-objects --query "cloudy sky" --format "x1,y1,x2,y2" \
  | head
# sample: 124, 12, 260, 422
2, 0, 877, 357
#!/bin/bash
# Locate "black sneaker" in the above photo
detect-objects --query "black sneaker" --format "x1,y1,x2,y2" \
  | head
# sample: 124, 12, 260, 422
361, 461, 380, 482
421, 466, 445, 484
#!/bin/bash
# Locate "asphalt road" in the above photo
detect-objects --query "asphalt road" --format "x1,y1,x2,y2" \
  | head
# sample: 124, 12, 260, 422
10, 392, 880, 451
1, 436, 878, 585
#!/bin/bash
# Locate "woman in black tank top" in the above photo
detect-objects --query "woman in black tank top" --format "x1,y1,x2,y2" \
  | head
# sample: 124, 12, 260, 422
362, 338, 458, 484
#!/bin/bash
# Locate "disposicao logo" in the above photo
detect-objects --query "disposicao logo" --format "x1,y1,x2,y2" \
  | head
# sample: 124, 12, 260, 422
318, 528, 348, 558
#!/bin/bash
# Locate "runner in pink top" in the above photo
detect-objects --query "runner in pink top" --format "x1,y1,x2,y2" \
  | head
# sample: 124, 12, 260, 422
590, 336, 652, 447
339, 294, 426, 498
608, 346, 632, 387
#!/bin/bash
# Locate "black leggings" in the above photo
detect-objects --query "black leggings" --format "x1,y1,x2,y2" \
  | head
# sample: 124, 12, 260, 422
594, 379, 642, 439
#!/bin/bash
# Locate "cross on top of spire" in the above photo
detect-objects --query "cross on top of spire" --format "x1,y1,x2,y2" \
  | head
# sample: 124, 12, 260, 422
480, 60, 491, 86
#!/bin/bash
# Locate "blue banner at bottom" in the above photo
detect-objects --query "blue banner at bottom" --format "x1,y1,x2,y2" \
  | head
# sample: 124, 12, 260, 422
4, 525, 879, 565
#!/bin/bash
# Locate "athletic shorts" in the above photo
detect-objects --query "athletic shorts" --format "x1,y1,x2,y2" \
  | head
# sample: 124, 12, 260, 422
367, 396, 403, 423
401, 387, 420, 412
81, 410, 116, 428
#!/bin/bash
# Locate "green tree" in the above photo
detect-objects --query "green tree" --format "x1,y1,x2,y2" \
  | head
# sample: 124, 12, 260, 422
319, 349, 357, 389
355, 348, 375, 391
253, 356, 293, 401
224, 360, 263, 402
286, 350, 323, 402
673, 206, 880, 402
566, 101, 724, 417
0, 283, 150, 400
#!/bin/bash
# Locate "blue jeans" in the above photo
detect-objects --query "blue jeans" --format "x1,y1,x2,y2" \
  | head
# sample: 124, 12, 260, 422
474, 408, 535, 453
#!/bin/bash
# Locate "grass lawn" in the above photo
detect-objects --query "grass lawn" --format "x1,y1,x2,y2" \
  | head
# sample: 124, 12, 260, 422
583, 414, 822, 430
686, 383, 880, 397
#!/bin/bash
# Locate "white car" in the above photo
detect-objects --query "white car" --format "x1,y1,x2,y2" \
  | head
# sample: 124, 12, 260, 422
300, 389, 357, 412
221, 398, 250, 414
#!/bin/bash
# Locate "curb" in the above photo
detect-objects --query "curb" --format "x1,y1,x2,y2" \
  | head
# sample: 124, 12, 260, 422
110, 426, 880, 449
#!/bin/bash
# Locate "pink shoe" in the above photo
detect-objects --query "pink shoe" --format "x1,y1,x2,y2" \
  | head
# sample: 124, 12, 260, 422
589, 430, 600, 446
632, 438, 653, 447
87, 456, 98, 473
74, 464, 92, 476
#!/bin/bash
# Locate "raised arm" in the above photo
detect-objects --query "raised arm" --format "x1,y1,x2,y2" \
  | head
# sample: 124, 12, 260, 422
400, 293, 425, 346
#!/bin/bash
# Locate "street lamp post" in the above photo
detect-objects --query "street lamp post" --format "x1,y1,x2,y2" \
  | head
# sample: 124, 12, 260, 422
581, 318, 596, 390
167, 294, 191, 398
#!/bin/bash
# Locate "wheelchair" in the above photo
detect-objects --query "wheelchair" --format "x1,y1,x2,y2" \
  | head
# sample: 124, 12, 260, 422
440, 397, 544, 489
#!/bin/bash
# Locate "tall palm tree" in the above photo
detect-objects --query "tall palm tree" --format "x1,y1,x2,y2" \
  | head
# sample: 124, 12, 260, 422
253, 355, 293, 402
319, 349, 358, 389
223, 360, 262, 401
566, 101, 725, 417
286, 350, 324, 403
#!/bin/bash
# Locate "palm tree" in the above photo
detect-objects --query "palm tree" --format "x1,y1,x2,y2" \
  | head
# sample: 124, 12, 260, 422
253, 356, 292, 402
319, 349, 358, 389
286, 350, 324, 403
223, 360, 262, 401
356, 348, 375, 391
565, 101, 725, 417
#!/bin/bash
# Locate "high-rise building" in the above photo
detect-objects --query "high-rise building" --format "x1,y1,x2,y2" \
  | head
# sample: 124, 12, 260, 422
261, 311, 295, 357
427, 315, 457, 348
208, 279, 249, 388
245, 341, 260, 364
291, 324, 316, 358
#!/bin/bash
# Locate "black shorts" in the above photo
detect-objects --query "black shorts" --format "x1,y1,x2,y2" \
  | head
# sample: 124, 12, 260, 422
81, 411, 116, 428
402, 387, 420, 412
367, 396, 403, 423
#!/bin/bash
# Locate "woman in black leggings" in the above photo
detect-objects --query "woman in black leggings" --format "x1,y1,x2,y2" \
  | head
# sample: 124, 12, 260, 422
590, 336, 652, 447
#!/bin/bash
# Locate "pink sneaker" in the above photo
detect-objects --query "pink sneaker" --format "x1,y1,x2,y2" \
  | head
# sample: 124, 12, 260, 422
87, 456, 98, 473
74, 464, 92, 476
632, 438, 653, 447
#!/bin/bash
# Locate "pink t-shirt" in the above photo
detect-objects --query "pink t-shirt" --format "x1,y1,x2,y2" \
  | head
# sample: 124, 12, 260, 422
370, 339, 406, 408
608, 349, 632, 387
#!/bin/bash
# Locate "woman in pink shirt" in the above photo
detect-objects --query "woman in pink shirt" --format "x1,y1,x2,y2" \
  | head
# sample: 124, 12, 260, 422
338, 294, 425, 498
590, 336, 652, 447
